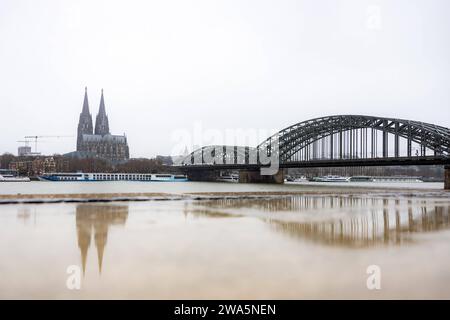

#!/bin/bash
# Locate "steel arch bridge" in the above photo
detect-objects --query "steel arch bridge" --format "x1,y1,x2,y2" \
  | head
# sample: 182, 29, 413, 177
177, 115, 450, 170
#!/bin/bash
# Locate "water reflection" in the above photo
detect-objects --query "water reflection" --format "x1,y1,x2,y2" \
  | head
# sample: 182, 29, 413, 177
268, 205, 450, 247
17, 207, 36, 225
188, 196, 450, 248
75, 204, 128, 274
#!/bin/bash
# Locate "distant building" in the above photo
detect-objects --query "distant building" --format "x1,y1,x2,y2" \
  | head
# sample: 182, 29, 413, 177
9, 156, 57, 175
68, 88, 129, 162
171, 146, 190, 165
18, 146, 32, 156
17, 145, 41, 157
156, 155, 173, 165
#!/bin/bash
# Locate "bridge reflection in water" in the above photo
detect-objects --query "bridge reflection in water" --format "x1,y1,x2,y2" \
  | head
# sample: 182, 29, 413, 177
186, 196, 450, 248
75, 204, 128, 274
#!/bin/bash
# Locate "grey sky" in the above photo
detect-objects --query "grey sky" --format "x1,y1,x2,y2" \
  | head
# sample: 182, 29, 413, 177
0, 0, 449, 158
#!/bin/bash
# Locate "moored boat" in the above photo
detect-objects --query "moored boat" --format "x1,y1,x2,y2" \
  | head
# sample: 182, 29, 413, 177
0, 174, 31, 182
349, 176, 423, 182
38, 172, 188, 182
310, 175, 350, 182
285, 176, 308, 182
349, 176, 374, 182
217, 174, 239, 182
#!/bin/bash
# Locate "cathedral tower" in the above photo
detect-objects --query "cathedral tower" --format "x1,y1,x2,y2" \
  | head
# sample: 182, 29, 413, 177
73, 87, 129, 162
94, 89, 110, 135
77, 87, 93, 151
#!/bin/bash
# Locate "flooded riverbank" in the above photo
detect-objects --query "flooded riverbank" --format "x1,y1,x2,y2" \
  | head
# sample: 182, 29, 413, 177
1, 187, 449, 299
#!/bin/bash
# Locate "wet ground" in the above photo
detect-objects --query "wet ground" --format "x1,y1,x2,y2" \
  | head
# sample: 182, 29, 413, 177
1, 187, 449, 299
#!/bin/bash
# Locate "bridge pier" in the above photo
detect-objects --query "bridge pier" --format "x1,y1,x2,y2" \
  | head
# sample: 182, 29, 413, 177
445, 166, 450, 190
239, 169, 284, 184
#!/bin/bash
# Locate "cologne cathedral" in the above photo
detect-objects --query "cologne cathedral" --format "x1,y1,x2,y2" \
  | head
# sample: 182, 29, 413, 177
74, 87, 129, 162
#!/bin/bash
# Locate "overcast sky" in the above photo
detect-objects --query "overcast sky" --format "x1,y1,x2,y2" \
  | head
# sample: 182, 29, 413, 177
0, 0, 449, 158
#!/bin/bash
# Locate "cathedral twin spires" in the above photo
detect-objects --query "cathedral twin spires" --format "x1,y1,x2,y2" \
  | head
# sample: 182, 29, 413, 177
77, 87, 110, 140
75, 87, 130, 161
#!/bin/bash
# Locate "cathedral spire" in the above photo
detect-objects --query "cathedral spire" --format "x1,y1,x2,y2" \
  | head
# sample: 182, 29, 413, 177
95, 89, 110, 135
82, 86, 90, 114
96, 232, 106, 275
99, 89, 105, 114
77, 87, 93, 151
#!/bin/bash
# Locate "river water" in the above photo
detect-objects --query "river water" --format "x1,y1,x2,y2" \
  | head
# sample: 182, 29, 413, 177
0, 180, 444, 195
0, 181, 449, 299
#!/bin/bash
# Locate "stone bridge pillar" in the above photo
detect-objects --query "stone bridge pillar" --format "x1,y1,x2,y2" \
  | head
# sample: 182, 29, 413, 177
239, 169, 284, 184
445, 166, 450, 190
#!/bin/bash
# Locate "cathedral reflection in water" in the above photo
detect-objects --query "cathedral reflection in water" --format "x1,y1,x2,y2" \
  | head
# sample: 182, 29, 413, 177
70, 196, 450, 275
75, 204, 128, 274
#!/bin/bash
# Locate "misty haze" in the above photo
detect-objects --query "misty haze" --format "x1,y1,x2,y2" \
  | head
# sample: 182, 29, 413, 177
1, 0, 450, 307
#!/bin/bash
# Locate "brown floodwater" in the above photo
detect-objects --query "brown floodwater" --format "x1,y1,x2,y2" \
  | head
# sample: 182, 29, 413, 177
1, 193, 450, 299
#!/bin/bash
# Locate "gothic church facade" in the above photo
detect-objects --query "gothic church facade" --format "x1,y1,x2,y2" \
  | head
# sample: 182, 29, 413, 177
75, 88, 129, 162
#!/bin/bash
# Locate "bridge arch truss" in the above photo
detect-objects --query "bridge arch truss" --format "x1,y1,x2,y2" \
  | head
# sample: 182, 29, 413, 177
179, 115, 450, 167
259, 115, 450, 164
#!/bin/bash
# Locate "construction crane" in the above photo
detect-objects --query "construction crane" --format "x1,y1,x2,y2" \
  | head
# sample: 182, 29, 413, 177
17, 140, 30, 146
24, 135, 73, 153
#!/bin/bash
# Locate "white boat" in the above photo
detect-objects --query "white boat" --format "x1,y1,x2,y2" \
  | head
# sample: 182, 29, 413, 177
349, 176, 423, 183
312, 175, 350, 182
38, 172, 188, 182
217, 174, 239, 182
285, 176, 308, 183
0, 174, 30, 182
350, 176, 374, 182
372, 176, 423, 183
